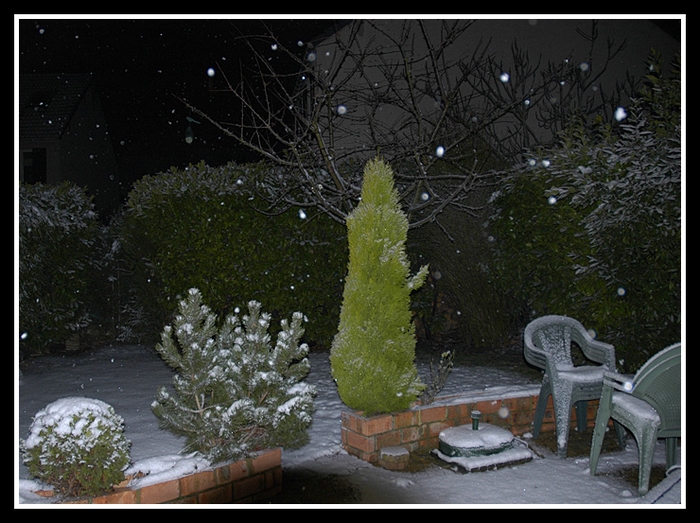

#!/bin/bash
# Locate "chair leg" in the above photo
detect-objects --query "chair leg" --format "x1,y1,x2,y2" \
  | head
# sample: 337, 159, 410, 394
665, 438, 679, 471
633, 423, 661, 496
532, 393, 547, 438
613, 421, 626, 448
532, 381, 551, 439
575, 401, 588, 433
589, 410, 610, 475
554, 391, 574, 458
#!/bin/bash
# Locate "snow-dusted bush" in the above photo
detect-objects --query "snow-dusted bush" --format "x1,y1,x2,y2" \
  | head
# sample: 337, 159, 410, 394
489, 53, 681, 371
19, 182, 99, 354
20, 397, 131, 498
119, 161, 346, 348
331, 158, 428, 415
408, 206, 520, 349
152, 288, 316, 463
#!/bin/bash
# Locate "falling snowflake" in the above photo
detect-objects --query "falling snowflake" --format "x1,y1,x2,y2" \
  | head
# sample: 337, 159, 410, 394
614, 107, 627, 122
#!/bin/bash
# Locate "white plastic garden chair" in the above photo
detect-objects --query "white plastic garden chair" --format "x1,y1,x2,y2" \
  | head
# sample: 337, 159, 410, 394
524, 315, 623, 457
589, 342, 681, 495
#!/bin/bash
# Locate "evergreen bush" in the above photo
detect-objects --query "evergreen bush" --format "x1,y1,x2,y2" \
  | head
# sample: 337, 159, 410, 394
489, 53, 681, 372
19, 182, 100, 354
408, 206, 520, 349
119, 161, 346, 348
331, 158, 429, 415
20, 397, 131, 498
152, 288, 316, 463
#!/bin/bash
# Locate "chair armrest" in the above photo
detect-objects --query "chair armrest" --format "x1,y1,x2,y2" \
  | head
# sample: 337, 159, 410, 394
523, 340, 547, 371
602, 370, 635, 393
580, 338, 617, 370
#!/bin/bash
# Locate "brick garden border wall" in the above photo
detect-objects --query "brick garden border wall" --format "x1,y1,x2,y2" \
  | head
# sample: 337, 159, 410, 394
341, 386, 603, 464
54, 448, 282, 505
37, 387, 601, 503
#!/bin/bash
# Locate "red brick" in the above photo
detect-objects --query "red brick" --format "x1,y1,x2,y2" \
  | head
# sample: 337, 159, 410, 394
429, 421, 453, 437
217, 459, 249, 483
139, 478, 180, 504
377, 430, 401, 448
474, 399, 501, 414
393, 410, 417, 428
342, 411, 364, 433
264, 468, 282, 490
92, 488, 137, 504
198, 484, 233, 504
512, 410, 534, 427
508, 396, 533, 414
361, 414, 394, 436
180, 469, 217, 496
346, 429, 376, 453
251, 448, 282, 474
233, 474, 265, 501
169, 495, 198, 504
400, 424, 424, 444
419, 437, 438, 452
446, 404, 464, 422
419, 405, 447, 424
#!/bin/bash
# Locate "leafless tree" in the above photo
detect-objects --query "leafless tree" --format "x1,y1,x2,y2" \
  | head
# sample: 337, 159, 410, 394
177, 19, 631, 234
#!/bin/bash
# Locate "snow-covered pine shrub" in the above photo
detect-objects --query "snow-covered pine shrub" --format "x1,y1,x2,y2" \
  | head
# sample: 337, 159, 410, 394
331, 158, 429, 415
489, 52, 681, 372
119, 161, 346, 348
152, 288, 316, 463
19, 182, 99, 354
20, 397, 131, 498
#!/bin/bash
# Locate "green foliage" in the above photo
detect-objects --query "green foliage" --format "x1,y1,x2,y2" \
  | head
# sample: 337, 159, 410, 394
119, 161, 347, 347
152, 288, 315, 463
21, 397, 131, 498
409, 206, 520, 349
19, 182, 100, 354
489, 53, 681, 372
331, 158, 429, 415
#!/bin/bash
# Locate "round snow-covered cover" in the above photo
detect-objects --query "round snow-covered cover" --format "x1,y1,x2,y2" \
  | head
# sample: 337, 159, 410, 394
438, 423, 514, 457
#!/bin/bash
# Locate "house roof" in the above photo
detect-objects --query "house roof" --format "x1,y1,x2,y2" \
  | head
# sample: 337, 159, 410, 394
19, 73, 94, 143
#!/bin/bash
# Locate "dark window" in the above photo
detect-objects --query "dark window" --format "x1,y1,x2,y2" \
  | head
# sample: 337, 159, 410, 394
22, 148, 47, 184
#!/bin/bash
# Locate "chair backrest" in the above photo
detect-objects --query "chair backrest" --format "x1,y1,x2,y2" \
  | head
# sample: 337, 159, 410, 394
524, 315, 591, 370
630, 343, 682, 437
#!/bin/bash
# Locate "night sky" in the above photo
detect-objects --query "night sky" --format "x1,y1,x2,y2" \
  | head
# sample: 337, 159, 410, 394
17, 17, 340, 188
16, 16, 682, 193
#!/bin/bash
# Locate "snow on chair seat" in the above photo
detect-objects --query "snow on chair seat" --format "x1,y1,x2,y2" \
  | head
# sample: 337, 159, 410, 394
523, 315, 624, 458
589, 342, 681, 496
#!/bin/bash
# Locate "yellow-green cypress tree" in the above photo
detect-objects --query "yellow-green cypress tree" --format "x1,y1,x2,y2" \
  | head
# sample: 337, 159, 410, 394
330, 158, 428, 415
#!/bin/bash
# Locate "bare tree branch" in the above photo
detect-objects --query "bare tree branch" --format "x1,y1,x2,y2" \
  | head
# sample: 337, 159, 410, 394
179, 19, 636, 232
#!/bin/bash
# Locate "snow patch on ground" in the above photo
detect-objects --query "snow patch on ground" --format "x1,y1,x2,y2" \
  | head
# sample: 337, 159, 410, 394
16, 345, 683, 505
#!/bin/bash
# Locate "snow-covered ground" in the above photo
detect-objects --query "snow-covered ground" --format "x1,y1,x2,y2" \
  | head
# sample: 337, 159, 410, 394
16, 344, 683, 506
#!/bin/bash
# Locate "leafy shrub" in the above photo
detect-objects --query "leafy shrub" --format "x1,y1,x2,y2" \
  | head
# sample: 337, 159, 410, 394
21, 397, 131, 498
408, 206, 520, 349
119, 161, 347, 348
489, 53, 681, 372
152, 288, 315, 463
19, 182, 100, 354
331, 158, 428, 415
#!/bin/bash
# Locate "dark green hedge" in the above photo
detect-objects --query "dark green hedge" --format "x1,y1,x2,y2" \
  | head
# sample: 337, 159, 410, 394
119, 161, 347, 348
489, 55, 681, 372
19, 182, 100, 354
